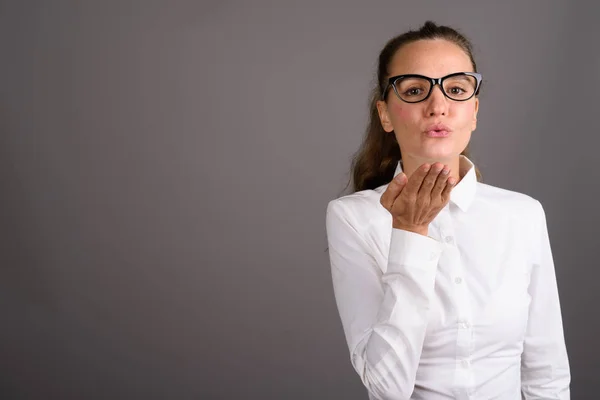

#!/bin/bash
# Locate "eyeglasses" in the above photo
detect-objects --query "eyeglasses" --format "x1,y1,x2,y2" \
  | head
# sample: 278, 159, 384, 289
381, 72, 482, 103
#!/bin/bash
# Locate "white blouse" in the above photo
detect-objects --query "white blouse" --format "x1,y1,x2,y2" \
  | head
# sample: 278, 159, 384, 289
325, 155, 570, 400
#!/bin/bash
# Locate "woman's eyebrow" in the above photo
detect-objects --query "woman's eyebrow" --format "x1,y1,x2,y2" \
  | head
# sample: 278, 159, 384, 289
446, 74, 473, 81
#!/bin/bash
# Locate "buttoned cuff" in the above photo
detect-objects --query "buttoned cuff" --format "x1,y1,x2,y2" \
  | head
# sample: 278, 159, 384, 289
387, 228, 444, 272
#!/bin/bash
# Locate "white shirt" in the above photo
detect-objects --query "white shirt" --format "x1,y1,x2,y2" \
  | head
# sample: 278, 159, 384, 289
325, 155, 570, 400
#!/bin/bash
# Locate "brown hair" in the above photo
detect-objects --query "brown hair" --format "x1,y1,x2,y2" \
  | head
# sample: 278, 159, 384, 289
347, 21, 483, 194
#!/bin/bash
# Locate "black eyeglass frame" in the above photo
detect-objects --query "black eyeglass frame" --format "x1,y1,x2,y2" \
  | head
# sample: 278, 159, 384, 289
381, 72, 483, 103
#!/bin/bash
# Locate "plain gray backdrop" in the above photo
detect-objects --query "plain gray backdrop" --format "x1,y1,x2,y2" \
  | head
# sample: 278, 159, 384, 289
1, 0, 599, 399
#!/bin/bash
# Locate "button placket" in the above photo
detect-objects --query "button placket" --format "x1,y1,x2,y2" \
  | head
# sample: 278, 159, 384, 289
455, 267, 473, 351
441, 209, 475, 394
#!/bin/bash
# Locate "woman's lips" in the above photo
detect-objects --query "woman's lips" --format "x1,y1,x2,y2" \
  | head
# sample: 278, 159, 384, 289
424, 129, 451, 137
424, 123, 452, 138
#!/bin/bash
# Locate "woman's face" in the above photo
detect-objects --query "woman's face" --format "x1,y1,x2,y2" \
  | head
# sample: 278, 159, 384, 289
376, 39, 479, 164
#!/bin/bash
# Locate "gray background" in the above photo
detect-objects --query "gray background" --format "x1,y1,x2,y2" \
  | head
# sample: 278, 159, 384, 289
1, 1, 598, 399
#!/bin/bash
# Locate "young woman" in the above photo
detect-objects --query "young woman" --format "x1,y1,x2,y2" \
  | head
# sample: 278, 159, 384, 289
325, 21, 570, 399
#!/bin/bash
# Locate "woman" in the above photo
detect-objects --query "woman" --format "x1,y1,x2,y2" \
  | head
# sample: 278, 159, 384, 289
325, 21, 570, 399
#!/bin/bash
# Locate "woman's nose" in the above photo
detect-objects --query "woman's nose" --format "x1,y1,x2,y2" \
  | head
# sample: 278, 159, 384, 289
425, 85, 448, 116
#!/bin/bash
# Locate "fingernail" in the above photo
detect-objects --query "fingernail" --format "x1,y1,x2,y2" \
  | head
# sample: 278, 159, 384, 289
442, 168, 449, 175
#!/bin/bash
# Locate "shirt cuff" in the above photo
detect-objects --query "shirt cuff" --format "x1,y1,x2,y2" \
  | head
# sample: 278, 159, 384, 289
387, 228, 444, 272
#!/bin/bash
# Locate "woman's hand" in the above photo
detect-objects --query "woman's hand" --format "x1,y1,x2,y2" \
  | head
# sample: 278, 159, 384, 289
380, 162, 455, 236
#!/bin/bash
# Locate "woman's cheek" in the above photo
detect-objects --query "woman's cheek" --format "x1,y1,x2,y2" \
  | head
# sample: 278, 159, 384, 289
390, 103, 415, 130
388, 103, 415, 138
457, 104, 477, 129
390, 103, 411, 119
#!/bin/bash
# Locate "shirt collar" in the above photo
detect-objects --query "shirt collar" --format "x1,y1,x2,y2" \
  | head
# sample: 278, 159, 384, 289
393, 155, 477, 212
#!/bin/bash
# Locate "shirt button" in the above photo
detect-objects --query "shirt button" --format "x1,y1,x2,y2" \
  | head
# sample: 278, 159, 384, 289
461, 359, 470, 368
460, 322, 470, 329
455, 277, 463, 284
445, 236, 454, 244
429, 252, 437, 260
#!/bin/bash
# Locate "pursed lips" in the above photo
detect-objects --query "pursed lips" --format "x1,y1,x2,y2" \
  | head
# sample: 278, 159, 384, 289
424, 123, 452, 137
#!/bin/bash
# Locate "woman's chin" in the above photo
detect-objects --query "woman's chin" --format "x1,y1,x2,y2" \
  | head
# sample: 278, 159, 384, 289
416, 148, 457, 162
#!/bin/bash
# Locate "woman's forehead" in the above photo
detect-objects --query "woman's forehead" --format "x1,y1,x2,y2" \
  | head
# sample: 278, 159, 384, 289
388, 39, 473, 77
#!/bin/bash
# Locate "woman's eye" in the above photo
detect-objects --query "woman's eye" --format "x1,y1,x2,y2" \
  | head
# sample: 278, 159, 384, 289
404, 88, 423, 96
449, 87, 466, 94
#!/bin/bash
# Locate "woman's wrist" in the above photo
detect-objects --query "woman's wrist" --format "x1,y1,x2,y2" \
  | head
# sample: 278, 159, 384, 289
392, 223, 429, 236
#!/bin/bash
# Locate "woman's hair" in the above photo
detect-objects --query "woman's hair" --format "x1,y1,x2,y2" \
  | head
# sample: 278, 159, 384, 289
347, 21, 483, 194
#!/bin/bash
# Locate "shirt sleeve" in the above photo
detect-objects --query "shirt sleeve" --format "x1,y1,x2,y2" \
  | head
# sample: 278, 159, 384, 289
325, 199, 444, 400
521, 200, 571, 399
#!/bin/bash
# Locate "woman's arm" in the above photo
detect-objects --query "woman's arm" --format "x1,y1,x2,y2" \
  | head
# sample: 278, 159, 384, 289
521, 200, 571, 399
326, 199, 444, 400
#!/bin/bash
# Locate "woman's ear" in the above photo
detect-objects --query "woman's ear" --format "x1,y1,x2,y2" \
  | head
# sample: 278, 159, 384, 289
471, 98, 479, 131
376, 100, 394, 133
